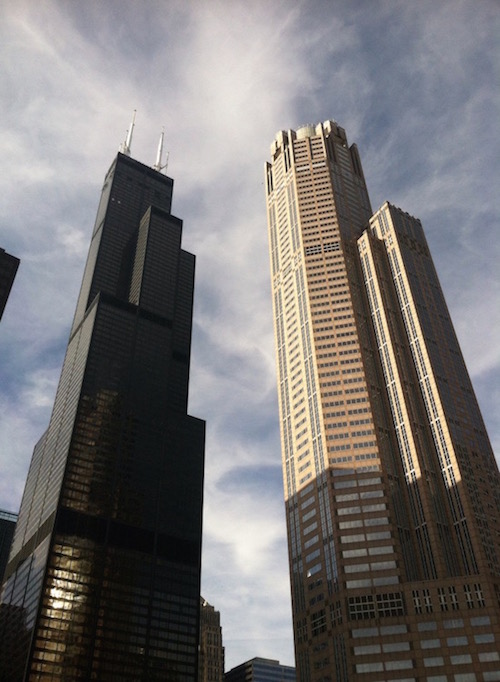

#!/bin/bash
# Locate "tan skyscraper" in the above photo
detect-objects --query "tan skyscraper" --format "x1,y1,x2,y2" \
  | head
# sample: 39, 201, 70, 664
199, 598, 224, 682
266, 121, 500, 681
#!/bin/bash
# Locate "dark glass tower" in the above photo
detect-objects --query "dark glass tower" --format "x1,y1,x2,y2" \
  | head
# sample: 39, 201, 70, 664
0, 247, 20, 322
0, 148, 205, 681
0, 510, 17, 584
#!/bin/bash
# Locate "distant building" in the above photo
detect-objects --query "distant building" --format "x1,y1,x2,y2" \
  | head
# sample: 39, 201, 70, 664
0, 248, 19, 321
0, 510, 17, 584
225, 657, 295, 682
199, 597, 224, 682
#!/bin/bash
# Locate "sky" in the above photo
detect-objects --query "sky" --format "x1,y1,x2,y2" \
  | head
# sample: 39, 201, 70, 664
0, 0, 499, 671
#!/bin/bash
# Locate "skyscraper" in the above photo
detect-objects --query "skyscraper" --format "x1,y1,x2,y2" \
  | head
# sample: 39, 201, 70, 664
0, 135, 205, 681
265, 121, 500, 681
0, 247, 20, 322
0, 510, 17, 584
199, 597, 225, 682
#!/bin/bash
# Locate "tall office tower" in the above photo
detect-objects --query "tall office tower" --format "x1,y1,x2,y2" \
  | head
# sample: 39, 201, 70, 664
0, 247, 20, 322
199, 597, 225, 682
0, 511, 17, 584
265, 121, 500, 681
0, 139, 205, 681
225, 657, 296, 682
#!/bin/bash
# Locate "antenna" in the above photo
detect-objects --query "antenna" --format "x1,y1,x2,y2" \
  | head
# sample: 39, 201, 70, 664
153, 128, 165, 171
153, 128, 169, 173
119, 110, 136, 156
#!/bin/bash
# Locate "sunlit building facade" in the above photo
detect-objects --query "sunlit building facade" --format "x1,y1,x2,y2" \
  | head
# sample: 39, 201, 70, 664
0, 148, 205, 681
266, 121, 500, 681
199, 597, 224, 682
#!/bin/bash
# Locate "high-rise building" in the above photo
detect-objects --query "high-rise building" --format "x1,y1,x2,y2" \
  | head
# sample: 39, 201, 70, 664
225, 657, 296, 682
199, 597, 224, 682
0, 510, 17, 585
265, 121, 500, 681
0, 135, 205, 681
0, 247, 20, 322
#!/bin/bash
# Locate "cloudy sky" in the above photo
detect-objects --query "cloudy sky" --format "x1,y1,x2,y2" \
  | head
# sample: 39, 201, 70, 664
0, 0, 498, 671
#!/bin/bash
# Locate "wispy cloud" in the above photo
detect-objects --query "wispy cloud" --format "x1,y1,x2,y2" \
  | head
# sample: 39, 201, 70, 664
0, 0, 498, 670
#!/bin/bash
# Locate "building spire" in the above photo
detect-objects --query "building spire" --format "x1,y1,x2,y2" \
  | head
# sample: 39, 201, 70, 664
153, 128, 169, 173
153, 128, 164, 171
119, 110, 136, 156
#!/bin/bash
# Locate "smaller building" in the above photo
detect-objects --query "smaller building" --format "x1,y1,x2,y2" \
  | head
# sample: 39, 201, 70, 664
199, 597, 224, 682
225, 657, 295, 682
0, 510, 17, 585
0, 248, 20, 322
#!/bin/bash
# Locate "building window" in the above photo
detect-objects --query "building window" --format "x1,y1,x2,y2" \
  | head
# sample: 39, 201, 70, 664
347, 595, 375, 620
424, 657, 444, 667
311, 609, 327, 636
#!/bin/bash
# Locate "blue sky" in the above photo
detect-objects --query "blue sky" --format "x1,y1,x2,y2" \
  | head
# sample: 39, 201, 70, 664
0, 0, 498, 671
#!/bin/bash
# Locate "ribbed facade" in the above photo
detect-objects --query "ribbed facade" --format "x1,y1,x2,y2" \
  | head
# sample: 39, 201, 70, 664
199, 598, 224, 682
0, 152, 205, 681
0, 511, 17, 585
266, 121, 500, 681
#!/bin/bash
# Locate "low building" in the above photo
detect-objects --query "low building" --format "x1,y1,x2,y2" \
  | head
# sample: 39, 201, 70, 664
225, 657, 295, 682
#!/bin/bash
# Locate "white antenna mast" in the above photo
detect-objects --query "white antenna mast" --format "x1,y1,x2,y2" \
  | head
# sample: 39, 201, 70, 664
119, 110, 136, 156
153, 128, 169, 173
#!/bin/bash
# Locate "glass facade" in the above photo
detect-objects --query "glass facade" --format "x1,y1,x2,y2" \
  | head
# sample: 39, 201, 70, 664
266, 122, 500, 681
0, 247, 19, 322
0, 152, 205, 681
0, 510, 17, 584
225, 657, 296, 682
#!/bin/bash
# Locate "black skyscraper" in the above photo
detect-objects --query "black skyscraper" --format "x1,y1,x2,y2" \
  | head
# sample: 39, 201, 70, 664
0, 247, 20, 322
0, 141, 205, 681
0, 510, 17, 585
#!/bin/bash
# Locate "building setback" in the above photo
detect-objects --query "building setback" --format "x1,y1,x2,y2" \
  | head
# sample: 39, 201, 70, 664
0, 142, 205, 681
0, 247, 20, 322
265, 121, 500, 681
